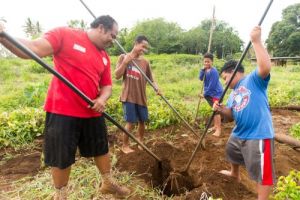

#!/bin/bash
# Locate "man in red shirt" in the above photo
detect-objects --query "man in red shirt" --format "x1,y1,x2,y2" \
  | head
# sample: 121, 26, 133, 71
0, 15, 130, 199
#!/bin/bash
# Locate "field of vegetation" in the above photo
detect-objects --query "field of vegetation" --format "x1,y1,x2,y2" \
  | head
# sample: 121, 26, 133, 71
0, 54, 300, 199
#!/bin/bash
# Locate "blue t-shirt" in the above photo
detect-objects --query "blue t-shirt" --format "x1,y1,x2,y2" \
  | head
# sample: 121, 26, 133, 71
199, 67, 223, 98
226, 68, 274, 139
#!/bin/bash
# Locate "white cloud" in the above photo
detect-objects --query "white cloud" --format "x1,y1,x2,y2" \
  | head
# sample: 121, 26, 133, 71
1, 0, 299, 44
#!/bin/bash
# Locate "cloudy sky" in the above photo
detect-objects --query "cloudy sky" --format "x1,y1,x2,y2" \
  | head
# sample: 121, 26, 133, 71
0, 0, 299, 44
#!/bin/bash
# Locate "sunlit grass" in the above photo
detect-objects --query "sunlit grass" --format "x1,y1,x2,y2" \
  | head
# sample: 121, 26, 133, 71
1, 156, 172, 200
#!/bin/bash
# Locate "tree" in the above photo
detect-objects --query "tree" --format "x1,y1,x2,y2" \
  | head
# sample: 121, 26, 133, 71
181, 26, 206, 54
266, 3, 300, 56
125, 18, 183, 54
181, 20, 242, 58
67, 19, 88, 30
107, 28, 129, 56
23, 18, 43, 39
106, 17, 243, 57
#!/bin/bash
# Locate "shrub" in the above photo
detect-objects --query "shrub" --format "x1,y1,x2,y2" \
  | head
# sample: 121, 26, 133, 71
0, 107, 45, 149
23, 82, 48, 107
272, 170, 300, 200
290, 123, 300, 139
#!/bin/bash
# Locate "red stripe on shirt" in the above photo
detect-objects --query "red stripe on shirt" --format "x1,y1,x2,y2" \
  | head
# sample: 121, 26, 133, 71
262, 139, 273, 185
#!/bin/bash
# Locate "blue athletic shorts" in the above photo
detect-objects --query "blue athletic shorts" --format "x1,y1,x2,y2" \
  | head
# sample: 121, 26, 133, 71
122, 102, 148, 123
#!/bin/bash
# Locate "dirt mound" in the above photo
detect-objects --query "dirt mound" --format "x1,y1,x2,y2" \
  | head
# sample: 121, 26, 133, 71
116, 109, 300, 199
0, 151, 41, 191
0, 109, 299, 199
117, 140, 255, 199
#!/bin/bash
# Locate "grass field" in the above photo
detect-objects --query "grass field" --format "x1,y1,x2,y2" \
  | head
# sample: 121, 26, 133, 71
0, 54, 300, 199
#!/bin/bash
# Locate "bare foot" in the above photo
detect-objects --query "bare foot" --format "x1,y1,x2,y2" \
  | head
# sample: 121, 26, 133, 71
137, 138, 143, 150
121, 146, 134, 154
201, 138, 206, 149
219, 170, 241, 182
212, 130, 221, 137
138, 145, 143, 150
208, 127, 215, 133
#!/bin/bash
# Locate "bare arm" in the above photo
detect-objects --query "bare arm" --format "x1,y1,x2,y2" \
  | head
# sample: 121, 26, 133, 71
213, 102, 234, 122
0, 23, 53, 59
0, 37, 53, 59
152, 81, 162, 96
114, 54, 132, 80
251, 26, 271, 79
0, 22, 53, 58
98, 85, 112, 102
90, 85, 112, 113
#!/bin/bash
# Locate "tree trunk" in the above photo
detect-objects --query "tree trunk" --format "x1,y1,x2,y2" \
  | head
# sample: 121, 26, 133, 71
275, 134, 300, 148
272, 106, 300, 111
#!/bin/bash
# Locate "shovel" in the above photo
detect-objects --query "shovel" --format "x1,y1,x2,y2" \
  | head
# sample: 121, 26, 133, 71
160, 0, 274, 194
79, 0, 200, 139
0, 31, 163, 168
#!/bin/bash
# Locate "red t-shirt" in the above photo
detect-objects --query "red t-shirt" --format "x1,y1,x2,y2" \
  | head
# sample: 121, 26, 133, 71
43, 27, 112, 118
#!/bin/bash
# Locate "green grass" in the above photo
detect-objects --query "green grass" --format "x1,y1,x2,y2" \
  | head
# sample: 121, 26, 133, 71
269, 65, 300, 106
1, 55, 300, 149
290, 123, 300, 139
1, 157, 173, 200
1, 54, 299, 200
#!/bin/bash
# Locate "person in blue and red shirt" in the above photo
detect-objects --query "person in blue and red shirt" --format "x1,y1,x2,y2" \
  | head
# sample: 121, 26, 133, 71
199, 52, 224, 136
213, 26, 275, 200
0, 16, 130, 199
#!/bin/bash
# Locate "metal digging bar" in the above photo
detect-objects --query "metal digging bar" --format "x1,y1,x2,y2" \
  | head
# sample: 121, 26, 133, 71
183, 0, 274, 172
0, 31, 162, 165
79, 0, 200, 138
194, 74, 205, 124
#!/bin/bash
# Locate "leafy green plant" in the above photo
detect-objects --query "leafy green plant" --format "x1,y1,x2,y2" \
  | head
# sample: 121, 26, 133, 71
23, 81, 48, 108
0, 107, 44, 149
272, 170, 300, 200
290, 123, 300, 139
28, 61, 48, 73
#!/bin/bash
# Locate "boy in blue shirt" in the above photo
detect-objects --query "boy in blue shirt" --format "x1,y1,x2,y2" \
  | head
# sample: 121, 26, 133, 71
213, 26, 275, 200
199, 53, 223, 136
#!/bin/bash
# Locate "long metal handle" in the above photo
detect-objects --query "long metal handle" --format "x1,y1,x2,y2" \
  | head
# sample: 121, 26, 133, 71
184, 0, 274, 172
79, 0, 199, 138
194, 74, 206, 123
1, 31, 162, 163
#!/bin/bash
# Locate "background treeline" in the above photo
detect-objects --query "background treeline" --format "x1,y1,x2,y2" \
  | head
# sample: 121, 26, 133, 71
1, 3, 299, 58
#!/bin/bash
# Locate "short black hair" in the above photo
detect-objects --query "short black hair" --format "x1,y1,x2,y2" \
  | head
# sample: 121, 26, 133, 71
220, 60, 245, 74
203, 52, 214, 61
90, 15, 117, 31
135, 35, 149, 44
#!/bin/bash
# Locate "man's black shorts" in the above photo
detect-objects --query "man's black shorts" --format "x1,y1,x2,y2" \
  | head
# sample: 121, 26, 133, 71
43, 112, 109, 169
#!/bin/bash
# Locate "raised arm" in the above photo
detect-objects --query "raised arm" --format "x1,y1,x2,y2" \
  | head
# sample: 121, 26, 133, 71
251, 26, 271, 79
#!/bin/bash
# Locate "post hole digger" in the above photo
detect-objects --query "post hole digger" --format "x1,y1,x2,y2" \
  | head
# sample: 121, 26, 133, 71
79, 0, 201, 140
0, 31, 166, 172
159, 0, 275, 195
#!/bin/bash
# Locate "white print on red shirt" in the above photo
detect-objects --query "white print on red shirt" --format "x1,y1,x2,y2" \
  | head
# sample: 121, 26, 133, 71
102, 57, 108, 66
73, 44, 86, 53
